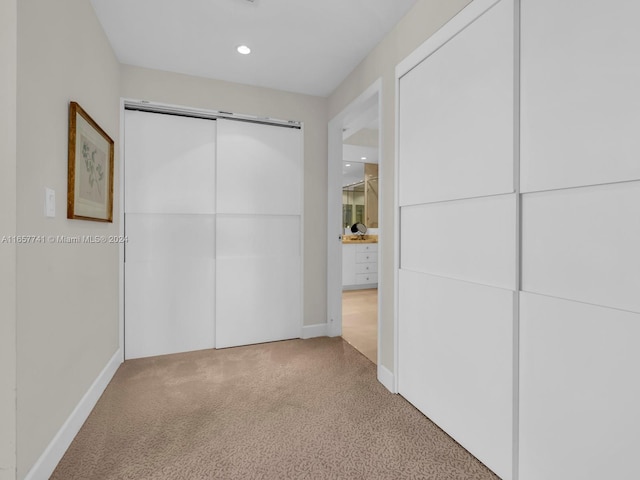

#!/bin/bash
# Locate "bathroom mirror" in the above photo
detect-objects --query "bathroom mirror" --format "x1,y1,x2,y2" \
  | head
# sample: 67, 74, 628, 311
342, 162, 378, 228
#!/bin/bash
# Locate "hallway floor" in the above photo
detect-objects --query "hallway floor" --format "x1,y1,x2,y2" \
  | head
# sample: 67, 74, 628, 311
51, 337, 499, 480
342, 288, 378, 364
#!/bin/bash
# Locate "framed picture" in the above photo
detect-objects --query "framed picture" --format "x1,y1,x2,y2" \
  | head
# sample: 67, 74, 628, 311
67, 101, 114, 222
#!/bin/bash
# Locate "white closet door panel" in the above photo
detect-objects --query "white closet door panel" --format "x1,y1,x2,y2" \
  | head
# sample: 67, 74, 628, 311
401, 194, 516, 290
398, 270, 514, 480
125, 213, 215, 262
398, 0, 514, 206
125, 212, 216, 359
522, 182, 640, 312
124, 110, 216, 214
216, 215, 300, 258
125, 260, 215, 359
520, 0, 640, 193
520, 292, 640, 480
216, 257, 301, 348
216, 119, 302, 215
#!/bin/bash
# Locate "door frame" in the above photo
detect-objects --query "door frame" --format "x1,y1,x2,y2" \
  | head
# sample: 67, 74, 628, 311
327, 79, 383, 363
118, 98, 125, 363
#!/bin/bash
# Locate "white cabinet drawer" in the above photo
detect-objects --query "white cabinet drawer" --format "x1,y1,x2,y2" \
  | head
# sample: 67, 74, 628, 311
343, 242, 378, 288
356, 263, 378, 274
356, 243, 378, 253
356, 252, 377, 263
356, 273, 378, 284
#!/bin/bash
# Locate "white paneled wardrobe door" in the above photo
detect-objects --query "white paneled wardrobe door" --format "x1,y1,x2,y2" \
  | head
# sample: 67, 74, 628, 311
397, 1, 517, 479
519, 1, 640, 478
215, 119, 302, 348
124, 110, 216, 359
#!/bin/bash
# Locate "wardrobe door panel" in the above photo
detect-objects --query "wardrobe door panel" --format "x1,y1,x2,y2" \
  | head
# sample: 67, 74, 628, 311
399, 270, 514, 480
215, 256, 301, 349
400, 194, 516, 290
398, 0, 514, 206
125, 213, 215, 262
521, 0, 640, 192
125, 214, 216, 360
216, 120, 303, 348
522, 181, 640, 313
216, 215, 300, 258
216, 119, 302, 215
125, 259, 215, 360
397, 2, 516, 478
124, 110, 216, 214
520, 292, 640, 480
124, 111, 216, 359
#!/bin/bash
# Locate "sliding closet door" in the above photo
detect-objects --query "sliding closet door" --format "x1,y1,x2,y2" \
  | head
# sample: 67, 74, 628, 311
519, 1, 640, 478
397, 1, 516, 479
215, 119, 302, 348
124, 110, 216, 359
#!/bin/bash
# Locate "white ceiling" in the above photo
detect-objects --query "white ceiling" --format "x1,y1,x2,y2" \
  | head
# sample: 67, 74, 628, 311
90, 0, 417, 97
342, 145, 378, 187
342, 162, 365, 187
343, 145, 378, 165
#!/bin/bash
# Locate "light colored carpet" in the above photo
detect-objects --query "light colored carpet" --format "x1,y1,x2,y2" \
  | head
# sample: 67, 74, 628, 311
342, 288, 378, 364
51, 337, 499, 480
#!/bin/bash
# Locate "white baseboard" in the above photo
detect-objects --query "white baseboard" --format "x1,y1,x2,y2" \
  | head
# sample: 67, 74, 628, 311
25, 349, 122, 480
301, 323, 328, 339
377, 364, 396, 393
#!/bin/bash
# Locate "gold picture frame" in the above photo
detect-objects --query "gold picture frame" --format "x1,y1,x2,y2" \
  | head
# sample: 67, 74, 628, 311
67, 101, 114, 222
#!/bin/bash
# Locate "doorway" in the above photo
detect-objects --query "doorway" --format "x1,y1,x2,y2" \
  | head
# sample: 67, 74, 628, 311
327, 80, 381, 365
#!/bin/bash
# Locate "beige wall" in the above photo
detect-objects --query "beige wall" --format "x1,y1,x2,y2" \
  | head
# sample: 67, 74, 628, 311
328, 0, 472, 370
16, 0, 121, 477
0, 1, 17, 478
120, 65, 328, 327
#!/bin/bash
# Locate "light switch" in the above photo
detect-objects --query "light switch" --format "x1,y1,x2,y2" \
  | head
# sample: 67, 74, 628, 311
45, 188, 55, 217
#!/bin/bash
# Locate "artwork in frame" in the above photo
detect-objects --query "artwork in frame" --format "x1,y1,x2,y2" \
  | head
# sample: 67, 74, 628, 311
67, 101, 114, 222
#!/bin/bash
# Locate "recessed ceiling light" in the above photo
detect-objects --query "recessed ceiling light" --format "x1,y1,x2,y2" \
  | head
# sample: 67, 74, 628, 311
237, 45, 251, 55
361, 156, 367, 160
345, 163, 351, 167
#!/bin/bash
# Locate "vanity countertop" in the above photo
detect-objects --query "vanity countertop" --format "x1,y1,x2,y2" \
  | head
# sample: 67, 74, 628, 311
342, 235, 378, 244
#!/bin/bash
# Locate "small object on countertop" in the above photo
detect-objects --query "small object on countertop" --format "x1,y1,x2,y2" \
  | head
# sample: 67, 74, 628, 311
350, 223, 367, 237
